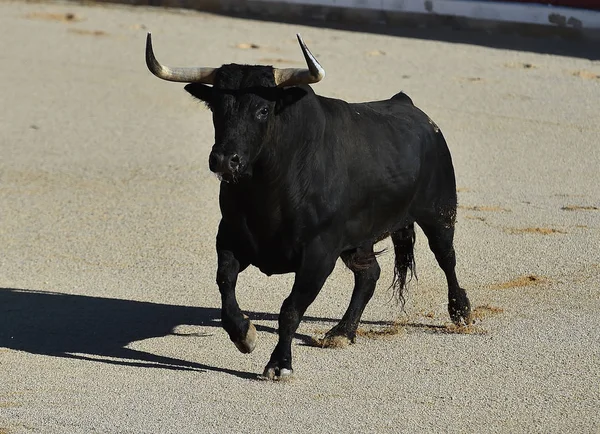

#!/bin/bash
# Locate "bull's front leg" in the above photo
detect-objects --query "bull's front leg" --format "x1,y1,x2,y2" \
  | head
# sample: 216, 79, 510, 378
216, 224, 255, 354
261, 244, 337, 380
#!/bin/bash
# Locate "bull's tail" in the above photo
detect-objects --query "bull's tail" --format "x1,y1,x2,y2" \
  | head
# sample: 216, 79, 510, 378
390, 224, 417, 307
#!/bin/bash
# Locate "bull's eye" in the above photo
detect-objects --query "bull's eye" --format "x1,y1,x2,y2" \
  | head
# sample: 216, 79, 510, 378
256, 106, 269, 121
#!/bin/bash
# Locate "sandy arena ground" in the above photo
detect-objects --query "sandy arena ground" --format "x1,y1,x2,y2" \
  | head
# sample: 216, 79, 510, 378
1, 1, 599, 432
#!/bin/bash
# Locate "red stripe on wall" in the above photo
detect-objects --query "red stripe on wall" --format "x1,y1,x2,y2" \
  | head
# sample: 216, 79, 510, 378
502, 1, 600, 11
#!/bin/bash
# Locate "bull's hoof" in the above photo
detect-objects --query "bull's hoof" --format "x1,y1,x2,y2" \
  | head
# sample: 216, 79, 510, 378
233, 320, 257, 354
449, 293, 472, 326
319, 334, 351, 349
259, 366, 293, 381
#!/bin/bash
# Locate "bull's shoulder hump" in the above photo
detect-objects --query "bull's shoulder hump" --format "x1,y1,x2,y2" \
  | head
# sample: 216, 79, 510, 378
353, 92, 421, 118
390, 91, 414, 105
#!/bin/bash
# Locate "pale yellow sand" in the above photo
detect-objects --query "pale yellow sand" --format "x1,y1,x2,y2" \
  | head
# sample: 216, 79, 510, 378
1, 1, 599, 432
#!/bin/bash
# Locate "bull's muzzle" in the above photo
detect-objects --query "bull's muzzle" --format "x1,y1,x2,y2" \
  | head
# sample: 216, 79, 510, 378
209, 151, 241, 176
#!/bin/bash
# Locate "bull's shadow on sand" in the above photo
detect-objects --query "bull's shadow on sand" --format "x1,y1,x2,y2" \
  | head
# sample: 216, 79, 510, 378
1, 287, 251, 376
0, 288, 297, 379
0, 287, 364, 379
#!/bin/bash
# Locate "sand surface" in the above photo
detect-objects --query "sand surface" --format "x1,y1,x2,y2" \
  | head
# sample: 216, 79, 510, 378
1, 1, 599, 432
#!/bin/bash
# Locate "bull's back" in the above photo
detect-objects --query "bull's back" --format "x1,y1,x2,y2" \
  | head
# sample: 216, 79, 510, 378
326, 92, 441, 177
349, 92, 453, 179
361, 93, 458, 223
318, 92, 456, 242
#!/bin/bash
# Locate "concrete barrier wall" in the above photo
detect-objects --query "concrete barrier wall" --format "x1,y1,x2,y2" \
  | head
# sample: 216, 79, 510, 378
243, 0, 600, 28
74, 0, 600, 38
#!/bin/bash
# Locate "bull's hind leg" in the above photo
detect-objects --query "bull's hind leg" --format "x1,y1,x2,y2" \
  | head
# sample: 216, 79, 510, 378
418, 219, 472, 325
321, 245, 381, 347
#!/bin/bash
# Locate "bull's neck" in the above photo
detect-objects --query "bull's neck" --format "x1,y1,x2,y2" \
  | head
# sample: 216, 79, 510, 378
262, 92, 326, 182
230, 98, 326, 215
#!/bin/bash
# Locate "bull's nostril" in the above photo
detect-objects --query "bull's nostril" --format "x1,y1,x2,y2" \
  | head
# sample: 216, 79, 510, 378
229, 154, 240, 171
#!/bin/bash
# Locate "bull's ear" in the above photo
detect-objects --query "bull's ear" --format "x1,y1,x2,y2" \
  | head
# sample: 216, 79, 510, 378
275, 87, 307, 114
184, 83, 214, 106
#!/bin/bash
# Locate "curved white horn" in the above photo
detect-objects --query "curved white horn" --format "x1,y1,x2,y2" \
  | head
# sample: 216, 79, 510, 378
145, 33, 217, 84
273, 34, 325, 87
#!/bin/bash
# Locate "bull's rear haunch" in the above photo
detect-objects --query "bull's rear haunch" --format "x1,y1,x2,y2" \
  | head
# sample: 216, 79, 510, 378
146, 33, 472, 380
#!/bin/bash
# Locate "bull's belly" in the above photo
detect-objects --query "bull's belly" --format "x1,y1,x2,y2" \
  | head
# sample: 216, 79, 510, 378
242, 234, 299, 276
232, 193, 415, 275
342, 207, 413, 248
251, 249, 297, 276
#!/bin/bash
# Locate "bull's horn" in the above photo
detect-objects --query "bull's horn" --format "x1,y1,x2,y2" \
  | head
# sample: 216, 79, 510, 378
145, 33, 217, 84
273, 34, 325, 87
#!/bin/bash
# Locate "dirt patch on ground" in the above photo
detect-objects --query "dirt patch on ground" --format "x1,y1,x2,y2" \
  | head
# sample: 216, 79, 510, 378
442, 324, 487, 335
356, 322, 405, 339
472, 304, 504, 321
561, 205, 598, 211
68, 28, 107, 36
307, 321, 406, 347
572, 70, 600, 80
459, 205, 510, 212
25, 12, 82, 22
457, 77, 484, 83
258, 58, 302, 65
503, 93, 533, 101
400, 321, 487, 335
505, 62, 536, 69
490, 275, 546, 290
391, 315, 488, 335
465, 215, 486, 222
236, 42, 260, 49
506, 227, 566, 235
329, 308, 501, 340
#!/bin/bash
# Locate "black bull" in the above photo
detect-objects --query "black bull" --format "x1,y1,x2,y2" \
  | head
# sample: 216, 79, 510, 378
146, 34, 472, 380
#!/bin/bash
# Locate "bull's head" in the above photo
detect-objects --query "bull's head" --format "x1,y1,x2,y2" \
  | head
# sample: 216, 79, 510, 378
145, 33, 325, 182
